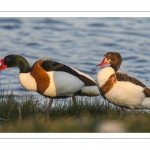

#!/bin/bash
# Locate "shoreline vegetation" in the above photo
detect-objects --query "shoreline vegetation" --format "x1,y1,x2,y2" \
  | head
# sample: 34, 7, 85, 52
0, 88, 150, 132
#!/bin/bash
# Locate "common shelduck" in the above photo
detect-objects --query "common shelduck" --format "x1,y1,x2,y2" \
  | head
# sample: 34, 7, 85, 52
96, 52, 150, 115
0, 55, 100, 111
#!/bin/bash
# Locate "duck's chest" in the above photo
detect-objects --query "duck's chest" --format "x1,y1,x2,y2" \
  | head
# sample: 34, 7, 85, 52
19, 73, 37, 91
96, 67, 116, 89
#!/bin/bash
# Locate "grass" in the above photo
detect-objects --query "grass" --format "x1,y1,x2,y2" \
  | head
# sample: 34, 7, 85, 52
0, 89, 150, 132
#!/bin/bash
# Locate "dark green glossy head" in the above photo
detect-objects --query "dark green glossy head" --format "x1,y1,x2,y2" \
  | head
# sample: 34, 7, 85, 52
0, 55, 30, 73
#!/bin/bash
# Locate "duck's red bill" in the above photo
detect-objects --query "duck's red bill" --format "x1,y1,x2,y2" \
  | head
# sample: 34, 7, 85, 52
0, 59, 7, 70
97, 58, 108, 67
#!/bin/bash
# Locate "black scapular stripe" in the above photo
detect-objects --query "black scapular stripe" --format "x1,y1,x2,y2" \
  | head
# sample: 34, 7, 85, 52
41, 60, 96, 86
116, 72, 146, 87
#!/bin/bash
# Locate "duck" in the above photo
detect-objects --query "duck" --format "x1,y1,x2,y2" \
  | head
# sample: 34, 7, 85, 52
0, 55, 100, 111
96, 52, 150, 115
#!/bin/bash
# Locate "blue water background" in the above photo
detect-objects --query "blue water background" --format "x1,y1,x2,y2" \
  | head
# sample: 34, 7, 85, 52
0, 17, 150, 104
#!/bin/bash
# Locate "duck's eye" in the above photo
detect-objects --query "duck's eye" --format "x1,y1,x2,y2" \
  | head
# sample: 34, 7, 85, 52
107, 55, 111, 58
5, 58, 10, 61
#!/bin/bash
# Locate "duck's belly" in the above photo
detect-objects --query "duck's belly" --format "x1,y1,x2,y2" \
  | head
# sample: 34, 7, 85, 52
81, 85, 100, 96
43, 71, 85, 97
105, 81, 145, 108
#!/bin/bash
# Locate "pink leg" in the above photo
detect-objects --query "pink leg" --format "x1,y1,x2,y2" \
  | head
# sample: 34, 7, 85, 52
72, 94, 76, 103
131, 108, 136, 116
120, 107, 124, 114
46, 98, 53, 112
120, 107, 124, 117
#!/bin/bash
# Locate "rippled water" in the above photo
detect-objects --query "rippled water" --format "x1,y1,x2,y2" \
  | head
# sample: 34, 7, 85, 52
0, 17, 150, 101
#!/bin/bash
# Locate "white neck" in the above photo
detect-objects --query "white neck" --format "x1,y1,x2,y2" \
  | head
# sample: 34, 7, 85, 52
96, 66, 115, 87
